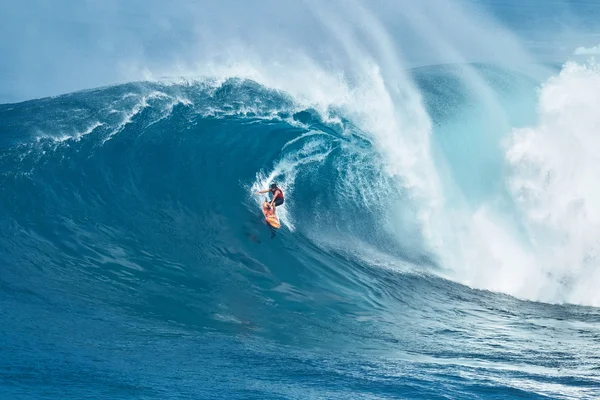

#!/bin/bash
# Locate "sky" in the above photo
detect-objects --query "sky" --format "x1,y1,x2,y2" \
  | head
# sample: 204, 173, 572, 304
1, 0, 600, 103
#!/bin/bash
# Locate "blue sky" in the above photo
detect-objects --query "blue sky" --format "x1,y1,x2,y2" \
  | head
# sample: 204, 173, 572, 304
1, 0, 599, 103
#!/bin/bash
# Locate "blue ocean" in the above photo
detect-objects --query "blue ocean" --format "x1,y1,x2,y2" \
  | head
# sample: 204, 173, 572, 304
2, 1, 600, 399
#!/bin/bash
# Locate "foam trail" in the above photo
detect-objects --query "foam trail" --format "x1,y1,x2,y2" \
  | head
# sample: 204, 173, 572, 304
252, 136, 336, 231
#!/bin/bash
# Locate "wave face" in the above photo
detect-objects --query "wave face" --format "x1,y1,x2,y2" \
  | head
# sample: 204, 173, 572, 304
1, 64, 600, 399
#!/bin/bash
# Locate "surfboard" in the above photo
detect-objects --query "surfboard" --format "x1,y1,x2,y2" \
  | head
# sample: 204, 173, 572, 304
262, 201, 281, 229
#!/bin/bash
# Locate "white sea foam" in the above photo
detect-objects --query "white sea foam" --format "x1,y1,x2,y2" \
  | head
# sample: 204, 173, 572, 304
251, 136, 336, 231
503, 60, 600, 305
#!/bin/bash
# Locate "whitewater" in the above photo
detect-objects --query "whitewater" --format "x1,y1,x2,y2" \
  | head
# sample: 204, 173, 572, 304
2, 0, 600, 399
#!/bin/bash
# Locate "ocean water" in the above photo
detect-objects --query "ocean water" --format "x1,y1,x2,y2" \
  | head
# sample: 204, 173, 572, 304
2, 1, 600, 399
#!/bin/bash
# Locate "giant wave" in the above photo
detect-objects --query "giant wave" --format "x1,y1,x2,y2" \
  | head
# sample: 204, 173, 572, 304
2, 60, 600, 398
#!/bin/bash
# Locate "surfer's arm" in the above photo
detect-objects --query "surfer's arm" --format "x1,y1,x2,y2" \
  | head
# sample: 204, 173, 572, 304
256, 189, 270, 194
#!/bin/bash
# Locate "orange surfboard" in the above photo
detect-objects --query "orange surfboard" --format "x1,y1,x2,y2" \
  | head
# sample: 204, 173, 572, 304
262, 201, 281, 229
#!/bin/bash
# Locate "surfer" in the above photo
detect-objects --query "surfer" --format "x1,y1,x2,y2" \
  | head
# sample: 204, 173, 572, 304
256, 183, 284, 212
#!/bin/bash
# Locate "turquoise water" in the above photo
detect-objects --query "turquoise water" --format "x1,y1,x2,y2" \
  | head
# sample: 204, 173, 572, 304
2, 1, 600, 399
1, 70, 599, 399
